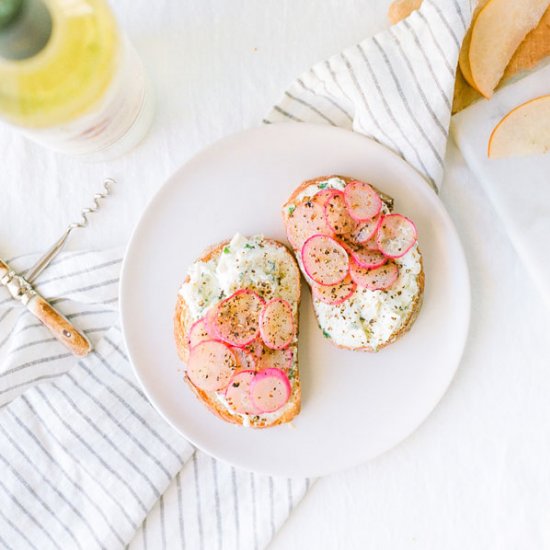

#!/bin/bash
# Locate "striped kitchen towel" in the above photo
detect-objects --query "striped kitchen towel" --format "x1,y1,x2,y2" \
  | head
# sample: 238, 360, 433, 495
0, 251, 309, 550
0, 1, 470, 548
266, 0, 473, 191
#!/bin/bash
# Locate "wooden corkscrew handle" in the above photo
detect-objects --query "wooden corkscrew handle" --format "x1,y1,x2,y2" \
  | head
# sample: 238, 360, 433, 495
1, 258, 92, 357
26, 294, 92, 357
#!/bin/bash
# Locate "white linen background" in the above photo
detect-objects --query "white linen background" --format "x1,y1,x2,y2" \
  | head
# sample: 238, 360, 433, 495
1, 2, 549, 550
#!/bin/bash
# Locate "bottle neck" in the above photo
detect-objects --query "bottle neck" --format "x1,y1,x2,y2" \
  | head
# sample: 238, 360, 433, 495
0, 0, 52, 60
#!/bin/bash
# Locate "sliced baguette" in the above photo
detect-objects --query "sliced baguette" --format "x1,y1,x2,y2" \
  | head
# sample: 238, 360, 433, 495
388, 0, 550, 114
469, 0, 550, 98
282, 175, 424, 352
174, 236, 301, 428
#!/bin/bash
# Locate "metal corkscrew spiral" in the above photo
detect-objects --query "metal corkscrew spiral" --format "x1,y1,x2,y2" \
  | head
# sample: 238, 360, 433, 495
66, 177, 114, 231
24, 178, 116, 284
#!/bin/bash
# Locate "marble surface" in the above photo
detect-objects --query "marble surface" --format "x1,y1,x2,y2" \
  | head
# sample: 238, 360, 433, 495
453, 63, 550, 309
1, 1, 549, 548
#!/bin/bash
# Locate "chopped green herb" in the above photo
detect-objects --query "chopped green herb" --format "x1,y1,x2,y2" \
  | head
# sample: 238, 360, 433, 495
223, 246, 231, 254
288, 205, 296, 215
244, 243, 255, 249
318, 182, 328, 189
322, 329, 331, 339
359, 320, 373, 338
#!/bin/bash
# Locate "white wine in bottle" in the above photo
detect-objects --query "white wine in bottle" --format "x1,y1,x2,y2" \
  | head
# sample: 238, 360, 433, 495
0, 0, 153, 159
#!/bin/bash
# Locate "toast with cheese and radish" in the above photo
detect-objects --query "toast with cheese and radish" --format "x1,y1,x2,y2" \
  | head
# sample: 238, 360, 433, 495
282, 175, 424, 352
174, 234, 301, 428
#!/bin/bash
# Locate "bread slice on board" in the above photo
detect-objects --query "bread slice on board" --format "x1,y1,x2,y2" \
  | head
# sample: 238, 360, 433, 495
388, 0, 550, 113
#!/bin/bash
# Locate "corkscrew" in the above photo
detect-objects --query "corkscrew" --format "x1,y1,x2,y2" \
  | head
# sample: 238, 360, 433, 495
25, 178, 114, 284
0, 178, 115, 357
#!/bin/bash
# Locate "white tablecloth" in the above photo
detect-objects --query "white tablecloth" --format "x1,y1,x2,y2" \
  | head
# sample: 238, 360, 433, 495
2, 1, 549, 548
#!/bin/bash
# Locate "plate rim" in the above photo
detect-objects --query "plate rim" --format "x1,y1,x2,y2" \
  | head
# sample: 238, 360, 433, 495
119, 123, 471, 477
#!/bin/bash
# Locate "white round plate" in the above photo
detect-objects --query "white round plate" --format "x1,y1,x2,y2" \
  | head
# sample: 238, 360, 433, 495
120, 123, 470, 478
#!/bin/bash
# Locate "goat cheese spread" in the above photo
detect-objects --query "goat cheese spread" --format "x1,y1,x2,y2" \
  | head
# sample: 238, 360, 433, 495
179, 234, 299, 425
289, 176, 423, 350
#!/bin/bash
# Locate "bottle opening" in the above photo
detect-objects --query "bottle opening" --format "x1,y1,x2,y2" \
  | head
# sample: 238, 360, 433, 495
0, 0, 52, 60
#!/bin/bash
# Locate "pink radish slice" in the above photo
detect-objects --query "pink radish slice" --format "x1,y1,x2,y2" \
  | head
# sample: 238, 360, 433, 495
364, 236, 380, 251
343, 240, 387, 269
311, 188, 337, 207
301, 234, 349, 286
186, 340, 236, 392
188, 317, 215, 348
286, 200, 333, 250
343, 181, 382, 221
349, 214, 382, 244
324, 190, 356, 235
312, 275, 357, 305
204, 306, 218, 327
376, 214, 417, 258
211, 289, 264, 347
257, 348, 293, 371
349, 259, 399, 290
224, 370, 260, 415
232, 347, 257, 370
259, 298, 295, 350
244, 338, 265, 359
250, 368, 291, 413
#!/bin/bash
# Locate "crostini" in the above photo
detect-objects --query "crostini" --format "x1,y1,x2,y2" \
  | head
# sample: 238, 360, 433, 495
282, 175, 424, 352
174, 234, 301, 428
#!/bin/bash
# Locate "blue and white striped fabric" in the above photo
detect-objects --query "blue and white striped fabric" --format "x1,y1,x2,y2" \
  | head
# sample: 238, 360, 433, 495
0, 251, 310, 550
0, 1, 470, 548
265, 0, 473, 191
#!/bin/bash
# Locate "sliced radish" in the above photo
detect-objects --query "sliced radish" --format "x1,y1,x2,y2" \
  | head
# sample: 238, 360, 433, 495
232, 347, 257, 370
286, 200, 332, 250
363, 236, 381, 251
343, 240, 387, 269
244, 338, 265, 359
376, 214, 417, 258
312, 275, 357, 305
349, 214, 382, 244
250, 368, 291, 413
301, 234, 349, 286
257, 348, 293, 371
186, 340, 236, 392
311, 188, 337, 207
344, 181, 382, 221
224, 370, 260, 415
204, 306, 218, 326
259, 298, 295, 350
188, 317, 213, 348
324, 190, 355, 235
211, 289, 264, 347
349, 259, 399, 290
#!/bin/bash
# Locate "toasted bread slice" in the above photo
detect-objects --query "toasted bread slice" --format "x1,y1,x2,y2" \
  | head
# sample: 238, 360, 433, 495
282, 175, 424, 352
174, 234, 301, 428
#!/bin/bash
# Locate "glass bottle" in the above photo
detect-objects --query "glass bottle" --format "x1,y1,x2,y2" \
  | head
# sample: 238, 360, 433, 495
0, 0, 153, 160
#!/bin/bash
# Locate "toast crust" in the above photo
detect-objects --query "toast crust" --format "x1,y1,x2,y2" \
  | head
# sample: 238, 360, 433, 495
174, 239, 301, 428
282, 175, 424, 352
